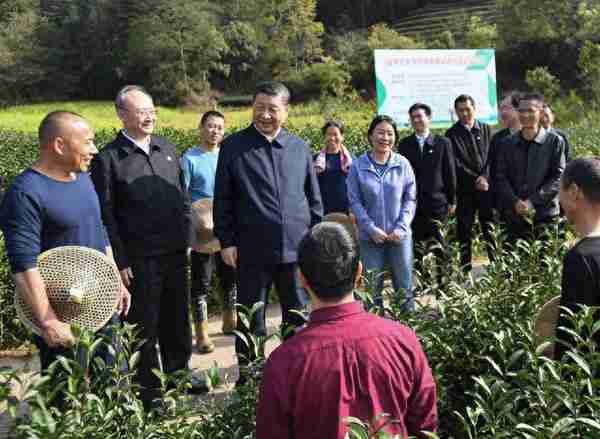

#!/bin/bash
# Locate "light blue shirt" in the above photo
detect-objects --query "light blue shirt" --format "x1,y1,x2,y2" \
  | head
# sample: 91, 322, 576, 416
180, 146, 220, 202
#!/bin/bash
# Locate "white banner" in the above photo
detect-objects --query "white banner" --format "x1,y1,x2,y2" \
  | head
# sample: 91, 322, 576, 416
374, 49, 498, 128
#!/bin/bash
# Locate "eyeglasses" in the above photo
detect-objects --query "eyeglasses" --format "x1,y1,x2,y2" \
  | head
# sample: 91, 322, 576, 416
119, 107, 158, 117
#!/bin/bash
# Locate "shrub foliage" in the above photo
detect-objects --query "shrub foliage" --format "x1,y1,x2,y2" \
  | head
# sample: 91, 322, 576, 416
1, 125, 599, 437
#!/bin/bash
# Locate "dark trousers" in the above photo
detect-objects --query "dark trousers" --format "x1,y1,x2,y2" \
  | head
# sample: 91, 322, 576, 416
412, 211, 447, 280
34, 314, 122, 407
190, 251, 236, 323
127, 251, 192, 404
235, 258, 308, 365
457, 190, 495, 271
35, 313, 122, 373
505, 215, 559, 246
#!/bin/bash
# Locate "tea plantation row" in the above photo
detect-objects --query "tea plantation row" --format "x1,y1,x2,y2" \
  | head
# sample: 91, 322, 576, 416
0, 125, 599, 437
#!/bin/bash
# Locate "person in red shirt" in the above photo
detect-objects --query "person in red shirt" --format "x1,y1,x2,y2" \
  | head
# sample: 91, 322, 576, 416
256, 221, 438, 439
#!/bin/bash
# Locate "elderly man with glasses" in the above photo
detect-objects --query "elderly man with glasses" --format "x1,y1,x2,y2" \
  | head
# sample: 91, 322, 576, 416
91, 85, 206, 411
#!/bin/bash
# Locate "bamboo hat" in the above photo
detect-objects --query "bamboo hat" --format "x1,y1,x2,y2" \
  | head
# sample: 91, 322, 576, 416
533, 295, 561, 359
14, 246, 122, 335
191, 198, 221, 254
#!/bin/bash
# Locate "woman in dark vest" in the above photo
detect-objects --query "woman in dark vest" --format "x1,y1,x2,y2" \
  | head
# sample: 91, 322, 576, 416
313, 121, 353, 215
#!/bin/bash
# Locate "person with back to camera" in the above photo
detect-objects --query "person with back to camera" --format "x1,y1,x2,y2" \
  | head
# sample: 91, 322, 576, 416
256, 221, 438, 439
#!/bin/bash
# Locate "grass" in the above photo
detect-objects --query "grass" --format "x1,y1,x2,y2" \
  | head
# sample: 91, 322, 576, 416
0, 99, 375, 133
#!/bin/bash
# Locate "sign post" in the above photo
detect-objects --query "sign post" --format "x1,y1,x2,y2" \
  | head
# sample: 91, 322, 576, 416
374, 49, 498, 128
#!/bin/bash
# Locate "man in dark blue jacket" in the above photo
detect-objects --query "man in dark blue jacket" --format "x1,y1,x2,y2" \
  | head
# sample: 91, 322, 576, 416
214, 81, 323, 385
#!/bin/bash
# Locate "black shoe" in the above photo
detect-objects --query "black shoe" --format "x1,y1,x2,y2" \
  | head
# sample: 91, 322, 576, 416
235, 374, 248, 388
144, 397, 168, 415
187, 374, 210, 395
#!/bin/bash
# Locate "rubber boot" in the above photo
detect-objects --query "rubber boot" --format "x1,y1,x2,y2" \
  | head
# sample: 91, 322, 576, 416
221, 309, 237, 335
195, 320, 215, 354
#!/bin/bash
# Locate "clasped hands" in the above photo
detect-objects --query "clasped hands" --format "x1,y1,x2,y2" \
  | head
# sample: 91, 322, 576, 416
370, 228, 404, 244
475, 176, 489, 192
514, 199, 534, 216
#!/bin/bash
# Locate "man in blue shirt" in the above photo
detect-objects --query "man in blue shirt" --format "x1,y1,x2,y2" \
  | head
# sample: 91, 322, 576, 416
181, 110, 237, 353
0, 111, 130, 374
214, 81, 323, 386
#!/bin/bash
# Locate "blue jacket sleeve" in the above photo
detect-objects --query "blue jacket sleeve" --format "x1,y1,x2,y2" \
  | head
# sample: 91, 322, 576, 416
305, 146, 323, 226
347, 164, 378, 237
213, 141, 237, 249
393, 162, 417, 234
0, 189, 42, 273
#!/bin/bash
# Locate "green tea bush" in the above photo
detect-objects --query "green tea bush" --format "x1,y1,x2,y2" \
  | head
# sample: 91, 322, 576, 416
455, 305, 600, 438
1, 124, 600, 437
400, 227, 568, 436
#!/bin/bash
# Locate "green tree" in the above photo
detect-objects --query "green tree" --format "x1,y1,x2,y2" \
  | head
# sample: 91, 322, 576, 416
577, 40, 600, 106
38, 0, 130, 99
464, 15, 499, 49
497, 0, 576, 46
0, 6, 46, 104
222, 21, 260, 92
127, 0, 228, 104
428, 30, 456, 50
525, 66, 560, 101
338, 23, 423, 92
258, 0, 324, 77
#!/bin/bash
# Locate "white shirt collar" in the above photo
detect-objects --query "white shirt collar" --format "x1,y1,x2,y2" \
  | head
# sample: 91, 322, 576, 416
416, 131, 430, 140
122, 130, 150, 155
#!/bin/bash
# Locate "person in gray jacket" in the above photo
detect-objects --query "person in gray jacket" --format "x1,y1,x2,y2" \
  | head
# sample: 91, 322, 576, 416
495, 93, 566, 244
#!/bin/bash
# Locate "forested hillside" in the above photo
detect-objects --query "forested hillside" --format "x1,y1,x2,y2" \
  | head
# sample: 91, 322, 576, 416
0, 0, 598, 107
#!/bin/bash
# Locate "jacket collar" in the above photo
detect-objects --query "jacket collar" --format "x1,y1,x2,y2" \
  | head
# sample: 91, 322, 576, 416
117, 131, 163, 154
309, 301, 364, 324
356, 151, 404, 171
249, 124, 290, 148
519, 127, 548, 145
413, 132, 434, 146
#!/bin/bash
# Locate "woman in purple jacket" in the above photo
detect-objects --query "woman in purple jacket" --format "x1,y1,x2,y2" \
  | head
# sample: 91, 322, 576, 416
347, 115, 417, 311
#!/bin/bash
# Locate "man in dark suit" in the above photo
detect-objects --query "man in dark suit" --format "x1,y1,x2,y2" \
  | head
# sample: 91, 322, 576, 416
398, 103, 456, 281
488, 92, 522, 188
495, 93, 566, 244
91, 85, 204, 410
445, 94, 494, 272
214, 81, 323, 386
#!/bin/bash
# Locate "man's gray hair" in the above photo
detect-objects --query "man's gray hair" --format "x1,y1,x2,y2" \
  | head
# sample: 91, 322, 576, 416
253, 81, 290, 105
114, 85, 153, 110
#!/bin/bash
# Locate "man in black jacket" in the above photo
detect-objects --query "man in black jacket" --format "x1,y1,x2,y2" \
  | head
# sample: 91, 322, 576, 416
445, 95, 494, 272
214, 81, 323, 385
541, 103, 572, 162
495, 93, 566, 243
489, 92, 522, 186
91, 85, 203, 409
398, 103, 456, 280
